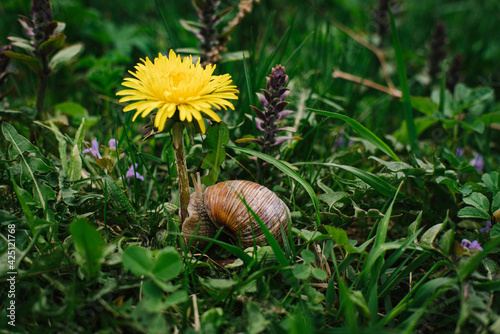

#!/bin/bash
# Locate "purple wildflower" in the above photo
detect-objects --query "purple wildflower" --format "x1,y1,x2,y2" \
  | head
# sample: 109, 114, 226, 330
108, 139, 117, 150
248, 65, 297, 153
126, 163, 144, 181
470, 153, 484, 173
455, 147, 464, 157
83, 140, 102, 159
461, 238, 483, 251
480, 220, 492, 233
333, 137, 345, 148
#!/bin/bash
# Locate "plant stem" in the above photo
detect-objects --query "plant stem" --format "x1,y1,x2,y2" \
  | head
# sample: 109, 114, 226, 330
36, 53, 50, 120
173, 122, 190, 223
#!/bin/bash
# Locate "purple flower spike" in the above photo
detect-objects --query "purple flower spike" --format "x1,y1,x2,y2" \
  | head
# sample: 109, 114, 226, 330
455, 147, 464, 157
83, 140, 102, 159
245, 64, 297, 154
126, 163, 144, 181
108, 139, 117, 150
480, 220, 492, 233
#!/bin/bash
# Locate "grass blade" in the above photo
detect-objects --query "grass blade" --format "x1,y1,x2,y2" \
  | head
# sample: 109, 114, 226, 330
389, 5, 419, 157
309, 108, 400, 161
180, 231, 254, 266
227, 145, 321, 226
295, 162, 401, 198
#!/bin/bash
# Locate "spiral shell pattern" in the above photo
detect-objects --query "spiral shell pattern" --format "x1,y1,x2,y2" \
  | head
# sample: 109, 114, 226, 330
204, 180, 290, 248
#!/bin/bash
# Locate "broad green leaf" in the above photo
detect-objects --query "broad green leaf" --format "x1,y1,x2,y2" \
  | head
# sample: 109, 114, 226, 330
393, 118, 438, 143
292, 264, 311, 280
477, 112, 500, 126
26, 157, 52, 175
324, 226, 348, 246
37, 183, 56, 206
10, 176, 35, 227
456, 85, 494, 110
492, 192, 500, 213
420, 223, 443, 246
292, 228, 325, 242
122, 246, 153, 277
309, 108, 400, 161
491, 224, 500, 239
246, 302, 269, 334
0, 210, 20, 225
49, 43, 83, 71
200, 278, 237, 301
2, 122, 42, 160
463, 192, 489, 212
457, 206, 490, 220
410, 96, 439, 116
311, 268, 328, 280
54, 101, 88, 118
301, 249, 316, 265
3, 51, 42, 72
152, 247, 182, 281
163, 290, 188, 308
228, 145, 321, 226
2, 123, 47, 211
481, 172, 499, 192
461, 119, 484, 134
70, 219, 105, 278
318, 191, 349, 208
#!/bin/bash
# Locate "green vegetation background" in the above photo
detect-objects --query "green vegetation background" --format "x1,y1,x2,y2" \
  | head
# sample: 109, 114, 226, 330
1, 0, 500, 333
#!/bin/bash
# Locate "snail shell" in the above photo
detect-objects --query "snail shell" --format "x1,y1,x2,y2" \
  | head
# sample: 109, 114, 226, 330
182, 174, 290, 250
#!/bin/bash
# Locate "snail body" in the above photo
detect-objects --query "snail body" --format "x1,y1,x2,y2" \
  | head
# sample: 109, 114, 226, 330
182, 174, 290, 250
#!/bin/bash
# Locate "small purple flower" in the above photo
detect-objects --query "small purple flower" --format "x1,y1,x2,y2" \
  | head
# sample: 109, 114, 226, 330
455, 147, 464, 157
480, 220, 492, 233
108, 139, 117, 150
461, 238, 483, 251
83, 140, 102, 159
469, 240, 483, 251
470, 153, 484, 173
333, 137, 345, 148
126, 163, 144, 181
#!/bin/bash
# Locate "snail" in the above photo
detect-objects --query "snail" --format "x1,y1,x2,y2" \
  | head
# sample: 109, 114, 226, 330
182, 173, 290, 250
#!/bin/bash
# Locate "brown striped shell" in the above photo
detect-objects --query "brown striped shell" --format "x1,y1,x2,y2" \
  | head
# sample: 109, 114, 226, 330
182, 174, 290, 250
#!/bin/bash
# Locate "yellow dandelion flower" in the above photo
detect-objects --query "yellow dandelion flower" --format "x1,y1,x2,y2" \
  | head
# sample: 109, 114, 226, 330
116, 49, 239, 133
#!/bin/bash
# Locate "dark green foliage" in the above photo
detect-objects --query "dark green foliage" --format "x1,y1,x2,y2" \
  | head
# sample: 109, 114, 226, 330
1, 0, 500, 333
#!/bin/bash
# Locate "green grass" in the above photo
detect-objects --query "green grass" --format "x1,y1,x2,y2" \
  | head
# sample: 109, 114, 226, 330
1, 0, 500, 333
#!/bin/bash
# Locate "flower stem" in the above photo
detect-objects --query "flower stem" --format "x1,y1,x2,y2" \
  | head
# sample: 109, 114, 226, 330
36, 53, 50, 120
173, 122, 190, 223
